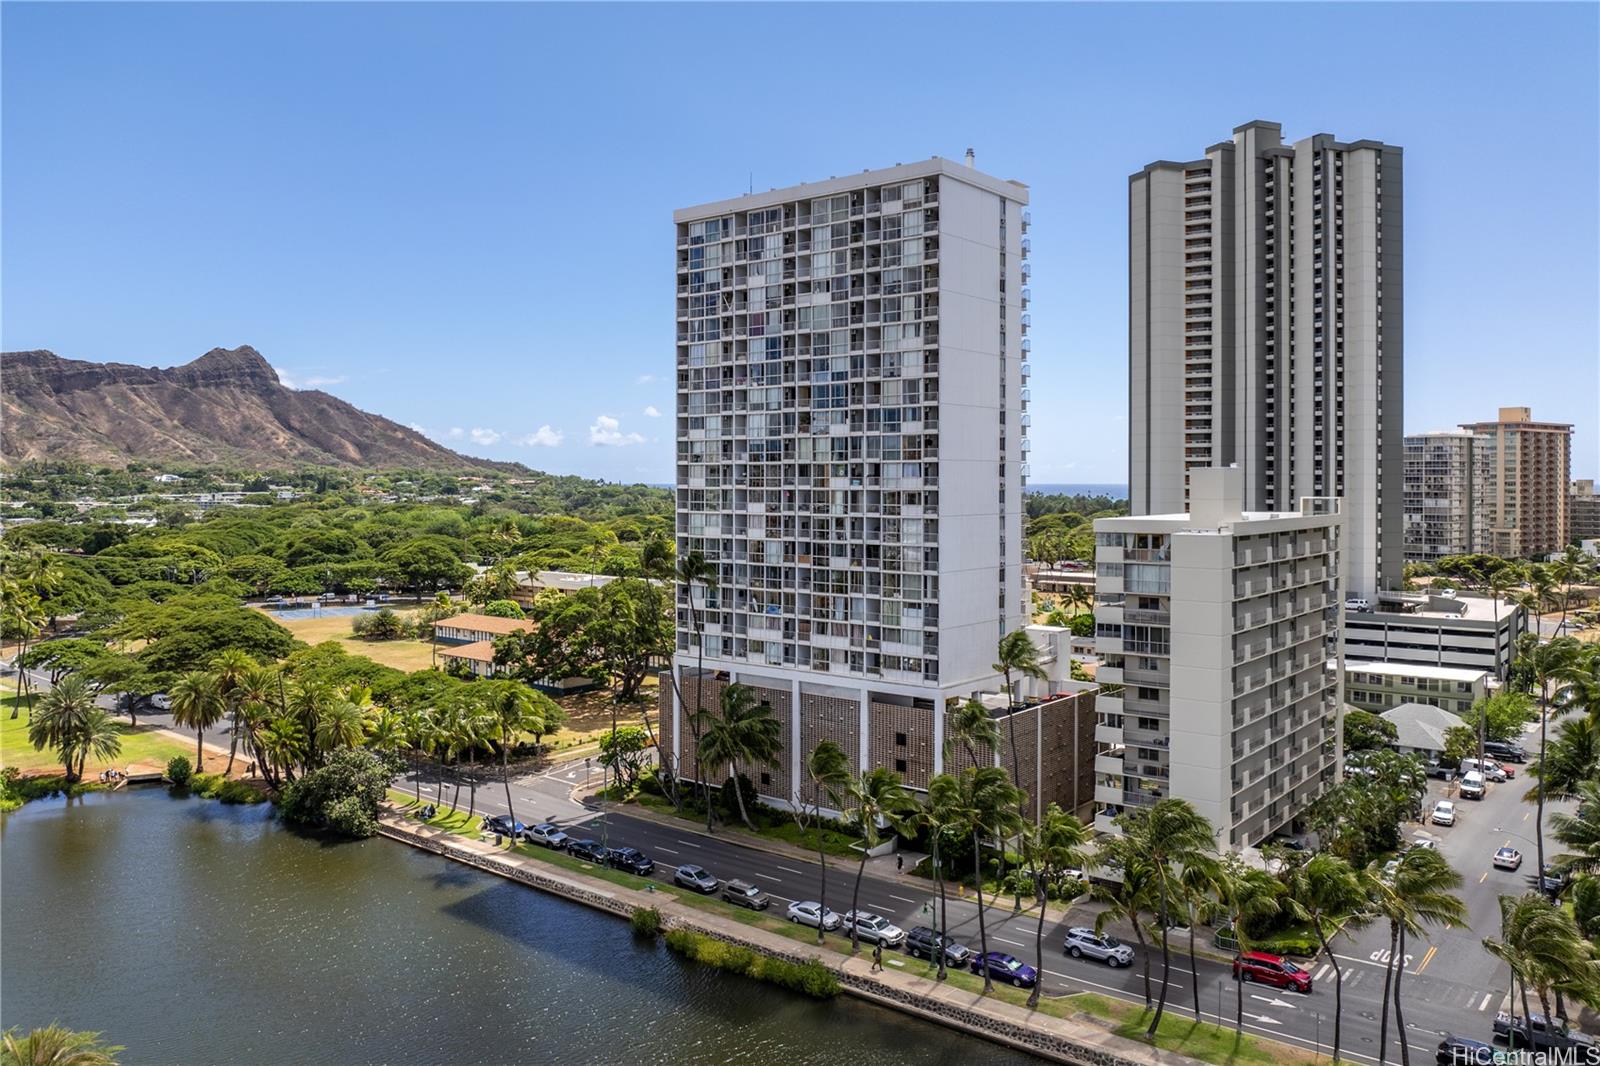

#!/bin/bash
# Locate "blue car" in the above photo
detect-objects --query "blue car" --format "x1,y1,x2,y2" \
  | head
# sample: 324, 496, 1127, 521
969, 951, 1039, 989
483, 815, 526, 837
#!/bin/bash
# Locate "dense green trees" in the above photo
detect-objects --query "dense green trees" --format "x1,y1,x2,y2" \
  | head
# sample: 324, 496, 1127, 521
1343, 708, 1398, 752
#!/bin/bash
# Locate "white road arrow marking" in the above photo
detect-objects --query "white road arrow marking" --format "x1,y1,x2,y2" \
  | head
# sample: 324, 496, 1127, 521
1243, 1012, 1281, 1026
1251, 995, 1296, 1008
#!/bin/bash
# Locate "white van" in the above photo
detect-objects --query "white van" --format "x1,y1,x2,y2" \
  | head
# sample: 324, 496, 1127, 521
1345, 598, 1372, 613
1460, 758, 1508, 782
1459, 771, 1486, 800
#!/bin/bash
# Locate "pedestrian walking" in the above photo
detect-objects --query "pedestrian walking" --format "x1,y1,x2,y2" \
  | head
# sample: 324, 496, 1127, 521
871, 941, 883, 972
896, 854, 904, 872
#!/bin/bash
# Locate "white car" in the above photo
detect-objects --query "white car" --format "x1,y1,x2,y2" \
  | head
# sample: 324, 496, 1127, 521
842, 910, 906, 947
151, 693, 172, 710
1493, 847, 1524, 870
786, 900, 841, 931
1431, 800, 1456, 827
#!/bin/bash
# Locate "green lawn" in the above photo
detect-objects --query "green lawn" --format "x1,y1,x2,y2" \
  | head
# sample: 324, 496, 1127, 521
631, 789, 863, 859
1, 693, 193, 775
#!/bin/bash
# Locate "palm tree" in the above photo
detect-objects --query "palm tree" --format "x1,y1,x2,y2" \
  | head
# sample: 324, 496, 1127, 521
1026, 804, 1091, 1007
699, 683, 782, 831
28, 674, 100, 780
169, 671, 224, 769
1553, 779, 1600, 877
676, 550, 717, 819
287, 678, 335, 769
484, 680, 555, 837
4, 585, 44, 721
1364, 847, 1467, 1066
993, 630, 1047, 813
1487, 566, 1524, 684
1551, 546, 1593, 639
842, 767, 916, 954
1175, 854, 1223, 1022
1092, 831, 1160, 1007
2, 1024, 122, 1066
918, 773, 966, 977
1135, 799, 1218, 1036
952, 765, 1024, 993
1284, 852, 1368, 1062
1217, 853, 1283, 1034
231, 664, 278, 781
801, 740, 851, 945
71, 708, 124, 781
1528, 716, 1600, 804
258, 715, 306, 783
209, 648, 255, 774
316, 700, 368, 754
1526, 638, 1581, 872
943, 696, 1000, 771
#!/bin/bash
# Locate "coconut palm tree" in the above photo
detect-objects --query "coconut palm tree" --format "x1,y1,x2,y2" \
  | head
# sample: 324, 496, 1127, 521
993, 630, 1047, 820
4, 586, 44, 721
842, 767, 916, 954
943, 696, 1000, 770
1529, 716, 1600, 805
1284, 852, 1369, 1062
1092, 830, 1161, 1007
1, 1024, 122, 1066
27, 673, 100, 780
316, 700, 368, 754
258, 715, 306, 783
1026, 803, 1091, 1007
484, 680, 556, 837
1551, 546, 1594, 638
1135, 799, 1219, 1036
230, 664, 278, 781
169, 670, 224, 770
699, 683, 782, 831
676, 550, 717, 819
917, 773, 965, 977
1525, 638, 1582, 872
1217, 853, 1284, 1034
1174, 853, 1223, 1022
801, 740, 851, 945
1364, 847, 1466, 1066
1487, 565, 1524, 682
951, 765, 1024, 992
72, 708, 125, 781
287, 678, 335, 769
209, 648, 256, 774
1483, 892, 1597, 1033
1555, 647, 1600, 722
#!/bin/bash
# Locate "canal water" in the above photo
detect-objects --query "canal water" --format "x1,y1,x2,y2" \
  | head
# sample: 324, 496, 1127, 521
2, 789, 1036, 1064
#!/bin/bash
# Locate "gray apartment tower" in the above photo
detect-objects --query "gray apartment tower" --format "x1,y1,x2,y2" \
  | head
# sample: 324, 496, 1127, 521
1128, 121, 1403, 600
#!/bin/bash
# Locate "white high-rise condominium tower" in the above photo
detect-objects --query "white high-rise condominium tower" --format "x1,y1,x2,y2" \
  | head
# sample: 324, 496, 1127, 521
1129, 120, 1403, 600
668, 156, 1030, 799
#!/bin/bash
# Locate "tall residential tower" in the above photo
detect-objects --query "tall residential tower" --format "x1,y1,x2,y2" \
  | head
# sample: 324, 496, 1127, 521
666, 157, 1031, 806
1460, 407, 1574, 558
1129, 121, 1402, 600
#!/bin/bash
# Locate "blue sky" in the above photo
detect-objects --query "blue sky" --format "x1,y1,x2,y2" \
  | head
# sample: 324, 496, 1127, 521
4, 2, 1596, 484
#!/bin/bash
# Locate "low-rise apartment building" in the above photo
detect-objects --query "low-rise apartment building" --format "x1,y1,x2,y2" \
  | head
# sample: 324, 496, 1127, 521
1344, 660, 1489, 717
1092, 467, 1345, 848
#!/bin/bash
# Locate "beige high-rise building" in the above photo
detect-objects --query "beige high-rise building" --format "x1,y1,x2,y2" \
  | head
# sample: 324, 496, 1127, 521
1459, 407, 1573, 558
1571, 480, 1600, 543
1128, 121, 1403, 601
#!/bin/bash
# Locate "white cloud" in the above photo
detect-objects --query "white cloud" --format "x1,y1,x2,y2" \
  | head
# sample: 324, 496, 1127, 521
634, 373, 657, 385
273, 367, 345, 390
516, 425, 564, 447
469, 428, 502, 446
302, 374, 346, 388
445, 427, 465, 439
588, 414, 645, 447
643, 405, 662, 418
273, 366, 299, 389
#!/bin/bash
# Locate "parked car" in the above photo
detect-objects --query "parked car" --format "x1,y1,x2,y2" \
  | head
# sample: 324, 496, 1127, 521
483, 815, 527, 837
151, 693, 172, 710
522, 823, 570, 849
1345, 598, 1373, 613
1493, 1011, 1597, 1051
842, 911, 906, 947
1484, 741, 1526, 764
1431, 800, 1457, 826
1492, 847, 1523, 871
1232, 951, 1312, 992
1064, 927, 1135, 968
674, 865, 719, 893
969, 952, 1039, 989
1541, 865, 1566, 898
721, 879, 771, 911
1459, 772, 1486, 800
605, 847, 654, 875
1425, 762, 1456, 780
904, 926, 974, 966
1409, 839, 1439, 852
1436, 1034, 1499, 1065
567, 839, 608, 863
785, 901, 841, 931
1461, 758, 1509, 783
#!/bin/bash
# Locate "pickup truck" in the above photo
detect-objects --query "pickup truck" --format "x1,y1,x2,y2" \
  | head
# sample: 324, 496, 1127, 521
1493, 1011, 1597, 1051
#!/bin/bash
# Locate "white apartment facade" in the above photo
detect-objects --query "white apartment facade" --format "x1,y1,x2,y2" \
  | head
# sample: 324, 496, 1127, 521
1129, 120, 1402, 601
1403, 429, 1490, 562
1093, 467, 1345, 848
668, 156, 1031, 798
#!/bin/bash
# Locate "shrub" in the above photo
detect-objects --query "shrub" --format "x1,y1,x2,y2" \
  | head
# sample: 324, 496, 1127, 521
166, 755, 193, 788
631, 906, 663, 938
279, 748, 389, 837
662, 927, 838, 999
1253, 934, 1320, 958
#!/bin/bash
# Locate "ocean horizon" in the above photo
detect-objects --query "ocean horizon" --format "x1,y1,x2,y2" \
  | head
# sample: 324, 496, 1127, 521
1027, 482, 1127, 499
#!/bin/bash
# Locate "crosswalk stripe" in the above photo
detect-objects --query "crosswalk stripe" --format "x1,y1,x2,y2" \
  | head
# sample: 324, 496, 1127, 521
1315, 965, 1331, 982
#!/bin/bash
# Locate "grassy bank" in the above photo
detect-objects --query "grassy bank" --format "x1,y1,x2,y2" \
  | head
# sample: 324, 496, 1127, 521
631, 788, 864, 859
2, 693, 196, 777
663, 926, 839, 998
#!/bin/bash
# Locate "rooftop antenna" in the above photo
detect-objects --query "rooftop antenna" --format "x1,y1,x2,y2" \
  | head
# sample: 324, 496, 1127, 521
965, 147, 976, 167
749, 171, 753, 195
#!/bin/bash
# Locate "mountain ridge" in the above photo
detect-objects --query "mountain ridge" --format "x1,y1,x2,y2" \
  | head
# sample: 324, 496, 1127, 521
2, 345, 518, 472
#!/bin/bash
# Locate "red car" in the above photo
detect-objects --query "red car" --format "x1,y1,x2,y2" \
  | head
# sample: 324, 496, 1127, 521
1233, 951, 1312, 992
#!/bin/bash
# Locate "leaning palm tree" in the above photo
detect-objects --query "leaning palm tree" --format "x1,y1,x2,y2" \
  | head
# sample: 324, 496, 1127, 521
676, 550, 718, 818
699, 683, 782, 831
842, 766, 916, 954
801, 740, 851, 945
1216, 852, 1283, 1034
209, 647, 256, 774
918, 773, 966, 978
993, 630, 1047, 812
1482, 892, 1597, 1034
1026, 803, 1091, 1007
1525, 638, 1581, 872
169, 670, 225, 770
27, 673, 99, 779
1364, 847, 1467, 1066
943, 696, 1001, 771
1092, 831, 1161, 1007
483, 680, 555, 837
71, 708, 124, 780
1137, 799, 1218, 1036
953, 765, 1025, 993
1284, 852, 1369, 1062
1, 1024, 122, 1066
1175, 852, 1224, 1022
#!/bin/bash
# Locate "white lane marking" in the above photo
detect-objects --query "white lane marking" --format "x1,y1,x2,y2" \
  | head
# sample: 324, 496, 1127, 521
1479, 992, 1494, 1011
889, 894, 919, 904
676, 839, 702, 848
753, 873, 783, 882
775, 865, 807, 875
995, 937, 1027, 947
655, 847, 679, 855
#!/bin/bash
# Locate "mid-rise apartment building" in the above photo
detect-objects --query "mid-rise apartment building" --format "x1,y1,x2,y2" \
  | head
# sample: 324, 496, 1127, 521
665, 156, 1035, 808
1092, 467, 1344, 848
1460, 407, 1573, 558
1403, 429, 1490, 561
1571, 479, 1600, 543
1129, 121, 1402, 600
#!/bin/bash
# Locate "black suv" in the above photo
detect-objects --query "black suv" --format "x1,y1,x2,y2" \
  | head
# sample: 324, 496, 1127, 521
567, 839, 609, 863
606, 847, 654, 875
904, 926, 974, 966
1484, 741, 1526, 764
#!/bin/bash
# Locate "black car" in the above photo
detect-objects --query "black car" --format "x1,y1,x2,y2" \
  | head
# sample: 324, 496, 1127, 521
483, 815, 526, 837
904, 926, 974, 966
1483, 741, 1526, 764
606, 847, 654, 875
1436, 1035, 1497, 1065
1540, 865, 1566, 898
567, 839, 609, 863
